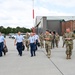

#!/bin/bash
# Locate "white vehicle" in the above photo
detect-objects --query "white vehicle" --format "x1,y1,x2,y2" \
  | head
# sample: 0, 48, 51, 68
12, 34, 16, 39
9, 33, 14, 38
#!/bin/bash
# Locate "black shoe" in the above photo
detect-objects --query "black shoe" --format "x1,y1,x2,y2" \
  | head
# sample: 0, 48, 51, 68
34, 54, 36, 56
0, 55, 2, 57
31, 55, 33, 57
20, 54, 22, 56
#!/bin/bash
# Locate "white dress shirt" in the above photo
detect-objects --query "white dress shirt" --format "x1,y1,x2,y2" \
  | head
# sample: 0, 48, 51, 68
29, 36, 35, 43
15, 35, 24, 43
34, 34, 39, 40
0, 35, 5, 43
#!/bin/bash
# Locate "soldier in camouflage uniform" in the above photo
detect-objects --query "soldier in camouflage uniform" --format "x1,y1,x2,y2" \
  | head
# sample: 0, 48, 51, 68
62, 34, 66, 48
24, 33, 30, 51
44, 30, 52, 58
51, 32, 55, 49
55, 33, 60, 48
39, 33, 44, 48
63, 28, 75, 59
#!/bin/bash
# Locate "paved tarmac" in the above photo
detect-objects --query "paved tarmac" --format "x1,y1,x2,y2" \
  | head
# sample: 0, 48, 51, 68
0, 36, 75, 75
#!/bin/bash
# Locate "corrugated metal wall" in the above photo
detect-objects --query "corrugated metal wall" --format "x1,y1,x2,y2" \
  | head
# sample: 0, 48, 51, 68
47, 20, 62, 35
35, 17, 75, 35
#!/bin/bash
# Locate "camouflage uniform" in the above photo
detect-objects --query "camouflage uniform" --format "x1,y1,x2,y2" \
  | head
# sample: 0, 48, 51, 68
55, 34, 60, 48
24, 34, 30, 51
44, 34, 52, 58
62, 35, 66, 47
63, 32, 74, 59
51, 34, 55, 49
39, 34, 44, 48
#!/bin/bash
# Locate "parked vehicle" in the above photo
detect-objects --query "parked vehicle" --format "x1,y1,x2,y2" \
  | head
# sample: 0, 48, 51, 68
12, 34, 16, 39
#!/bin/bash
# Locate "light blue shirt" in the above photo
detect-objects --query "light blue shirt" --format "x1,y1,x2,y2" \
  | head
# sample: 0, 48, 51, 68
15, 35, 24, 43
34, 34, 39, 40
0, 35, 5, 43
29, 36, 35, 43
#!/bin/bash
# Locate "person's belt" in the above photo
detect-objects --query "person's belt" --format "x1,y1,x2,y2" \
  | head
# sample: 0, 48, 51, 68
0, 42, 3, 44
17, 42, 22, 43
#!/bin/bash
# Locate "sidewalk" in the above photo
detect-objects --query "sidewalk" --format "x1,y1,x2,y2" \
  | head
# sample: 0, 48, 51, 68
0, 38, 75, 75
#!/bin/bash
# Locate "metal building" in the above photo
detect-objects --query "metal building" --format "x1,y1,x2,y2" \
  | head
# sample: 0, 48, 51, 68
35, 16, 75, 35
35, 16, 63, 35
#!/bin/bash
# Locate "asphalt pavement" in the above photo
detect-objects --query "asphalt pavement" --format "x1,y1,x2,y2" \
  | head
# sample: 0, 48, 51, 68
0, 36, 75, 75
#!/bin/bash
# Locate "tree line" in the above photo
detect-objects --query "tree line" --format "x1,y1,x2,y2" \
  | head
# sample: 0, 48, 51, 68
0, 26, 31, 34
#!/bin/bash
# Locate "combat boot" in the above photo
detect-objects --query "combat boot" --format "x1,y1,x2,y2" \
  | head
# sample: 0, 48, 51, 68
66, 55, 69, 59
47, 55, 50, 59
68, 55, 71, 59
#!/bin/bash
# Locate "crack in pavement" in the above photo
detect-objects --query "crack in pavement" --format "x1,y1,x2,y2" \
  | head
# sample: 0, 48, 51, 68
41, 49, 64, 75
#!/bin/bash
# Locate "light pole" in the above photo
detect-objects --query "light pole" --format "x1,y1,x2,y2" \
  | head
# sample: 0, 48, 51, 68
31, 0, 35, 33
32, 0, 34, 25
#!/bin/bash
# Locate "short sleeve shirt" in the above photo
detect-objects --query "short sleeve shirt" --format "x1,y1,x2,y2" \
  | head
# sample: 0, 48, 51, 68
0, 35, 5, 42
15, 35, 24, 43
29, 36, 35, 43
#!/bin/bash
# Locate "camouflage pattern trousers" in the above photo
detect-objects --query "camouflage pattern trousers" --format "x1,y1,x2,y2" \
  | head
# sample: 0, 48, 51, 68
25, 40, 29, 50
40, 41, 44, 48
55, 40, 59, 47
66, 44, 73, 56
45, 42, 51, 57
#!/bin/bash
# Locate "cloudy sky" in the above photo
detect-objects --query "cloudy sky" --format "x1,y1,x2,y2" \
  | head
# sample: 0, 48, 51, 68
0, 0, 75, 28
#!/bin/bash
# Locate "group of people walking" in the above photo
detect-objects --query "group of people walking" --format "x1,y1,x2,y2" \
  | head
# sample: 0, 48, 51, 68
43, 28, 74, 59
14, 31, 39, 57
0, 28, 75, 60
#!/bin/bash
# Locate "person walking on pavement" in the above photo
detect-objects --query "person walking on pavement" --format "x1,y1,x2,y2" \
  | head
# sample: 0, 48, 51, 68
44, 30, 52, 58
51, 31, 55, 49
28, 32, 36, 57
0, 32, 6, 57
62, 34, 66, 48
14, 31, 24, 56
55, 32, 60, 48
63, 28, 75, 59
24, 32, 30, 51
39, 32, 44, 48
34, 33, 39, 50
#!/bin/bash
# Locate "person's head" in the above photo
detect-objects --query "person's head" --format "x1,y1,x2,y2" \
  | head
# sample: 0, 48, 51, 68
18, 31, 21, 35
56, 32, 58, 35
66, 28, 70, 33
45, 30, 50, 35
26, 32, 29, 35
51, 31, 54, 35
30, 32, 34, 36
40, 32, 43, 35
49, 31, 51, 34
33, 32, 36, 35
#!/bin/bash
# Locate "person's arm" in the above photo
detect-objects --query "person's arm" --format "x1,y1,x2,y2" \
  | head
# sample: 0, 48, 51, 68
14, 39, 16, 46
28, 37, 30, 45
45, 38, 50, 40
4, 39, 6, 45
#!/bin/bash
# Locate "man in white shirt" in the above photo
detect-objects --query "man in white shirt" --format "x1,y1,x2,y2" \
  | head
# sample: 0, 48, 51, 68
0, 32, 6, 57
28, 32, 36, 57
34, 33, 39, 50
14, 31, 24, 56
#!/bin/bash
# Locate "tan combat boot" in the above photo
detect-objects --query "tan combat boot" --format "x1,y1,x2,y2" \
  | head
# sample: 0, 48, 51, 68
66, 55, 69, 59
68, 55, 71, 59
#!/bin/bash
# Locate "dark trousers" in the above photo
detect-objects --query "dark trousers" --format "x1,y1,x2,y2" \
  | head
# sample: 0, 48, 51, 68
51, 40, 55, 48
17, 42, 22, 56
35, 40, 38, 50
0, 42, 3, 57
30, 43, 35, 56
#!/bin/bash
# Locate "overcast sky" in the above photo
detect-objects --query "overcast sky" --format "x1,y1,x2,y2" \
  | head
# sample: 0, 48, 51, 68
0, 0, 75, 28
